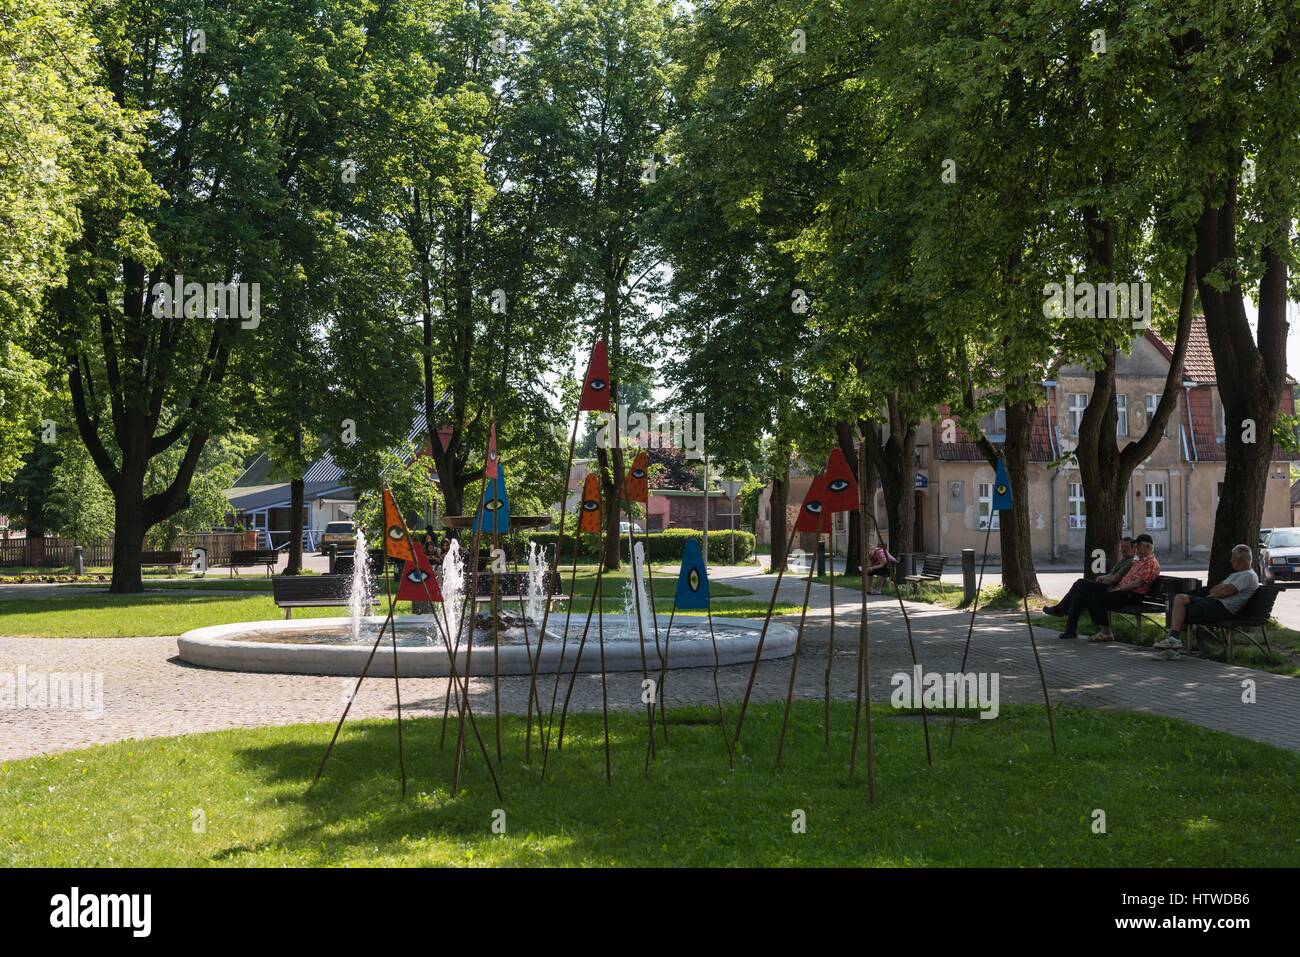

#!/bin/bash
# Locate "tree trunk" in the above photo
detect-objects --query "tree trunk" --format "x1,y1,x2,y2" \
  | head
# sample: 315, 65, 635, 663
769, 453, 791, 571
286, 475, 304, 575
834, 420, 862, 576
998, 396, 1040, 596
109, 493, 147, 594
863, 402, 916, 566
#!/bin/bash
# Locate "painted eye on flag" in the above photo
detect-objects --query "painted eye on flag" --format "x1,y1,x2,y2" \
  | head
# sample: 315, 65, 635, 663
688, 569, 701, 592
996, 484, 1007, 495
588, 378, 607, 391
387, 525, 405, 541
484, 497, 504, 511
631, 467, 646, 479
805, 501, 823, 514
406, 569, 430, 585
828, 479, 849, 492
582, 499, 599, 511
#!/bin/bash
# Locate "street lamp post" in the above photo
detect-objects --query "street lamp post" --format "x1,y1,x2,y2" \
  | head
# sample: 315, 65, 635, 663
722, 478, 743, 564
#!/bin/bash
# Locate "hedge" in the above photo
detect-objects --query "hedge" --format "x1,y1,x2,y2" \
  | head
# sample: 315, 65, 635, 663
497, 529, 755, 565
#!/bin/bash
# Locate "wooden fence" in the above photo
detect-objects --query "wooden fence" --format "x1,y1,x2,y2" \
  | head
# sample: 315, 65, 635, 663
0, 532, 259, 568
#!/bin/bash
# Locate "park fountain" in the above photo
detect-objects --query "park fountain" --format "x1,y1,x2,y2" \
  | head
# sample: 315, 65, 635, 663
177, 529, 796, 677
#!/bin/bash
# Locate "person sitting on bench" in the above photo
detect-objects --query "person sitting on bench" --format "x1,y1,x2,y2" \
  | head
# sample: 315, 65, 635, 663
865, 541, 896, 595
1055, 535, 1159, 639
1076, 534, 1161, 642
1154, 544, 1259, 653
1045, 535, 1135, 631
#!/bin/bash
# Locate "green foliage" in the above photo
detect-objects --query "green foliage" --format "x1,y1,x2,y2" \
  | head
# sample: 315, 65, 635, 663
527, 528, 754, 564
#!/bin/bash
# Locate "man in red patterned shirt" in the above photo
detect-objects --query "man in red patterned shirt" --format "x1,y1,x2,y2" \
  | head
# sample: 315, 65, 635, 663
1070, 534, 1161, 642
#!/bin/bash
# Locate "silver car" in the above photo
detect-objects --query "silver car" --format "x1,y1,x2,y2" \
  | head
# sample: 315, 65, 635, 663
1261, 527, 1300, 586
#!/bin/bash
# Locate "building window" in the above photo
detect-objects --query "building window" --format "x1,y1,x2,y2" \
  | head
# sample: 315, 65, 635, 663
980, 405, 1007, 439
1217, 400, 1227, 443
1115, 394, 1128, 437
1144, 393, 1166, 438
977, 482, 1000, 530
1144, 482, 1166, 530
1122, 482, 1130, 529
1068, 394, 1088, 435
1068, 483, 1086, 529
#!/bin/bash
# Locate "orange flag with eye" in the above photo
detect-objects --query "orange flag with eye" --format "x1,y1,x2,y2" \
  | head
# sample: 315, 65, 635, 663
578, 472, 603, 533
622, 450, 649, 503
382, 487, 416, 562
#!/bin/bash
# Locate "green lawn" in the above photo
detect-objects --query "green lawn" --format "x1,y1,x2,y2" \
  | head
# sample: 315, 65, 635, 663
0, 570, 785, 637
3, 702, 1297, 866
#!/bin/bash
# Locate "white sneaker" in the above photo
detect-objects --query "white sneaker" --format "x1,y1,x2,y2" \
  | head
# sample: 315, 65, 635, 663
1153, 635, 1183, 650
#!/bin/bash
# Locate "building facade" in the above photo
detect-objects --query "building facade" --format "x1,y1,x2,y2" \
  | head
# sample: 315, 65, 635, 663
758, 322, 1296, 562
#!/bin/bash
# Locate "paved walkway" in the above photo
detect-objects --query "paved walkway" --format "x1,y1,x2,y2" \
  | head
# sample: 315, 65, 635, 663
1, 565, 1296, 761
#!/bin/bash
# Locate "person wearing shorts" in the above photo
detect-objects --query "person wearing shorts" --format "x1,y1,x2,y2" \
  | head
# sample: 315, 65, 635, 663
1155, 544, 1260, 652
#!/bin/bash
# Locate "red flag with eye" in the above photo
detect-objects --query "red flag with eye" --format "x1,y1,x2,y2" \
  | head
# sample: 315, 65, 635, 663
820, 447, 860, 513
484, 422, 499, 478
396, 544, 443, 602
578, 340, 611, 412
794, 474, 833, 533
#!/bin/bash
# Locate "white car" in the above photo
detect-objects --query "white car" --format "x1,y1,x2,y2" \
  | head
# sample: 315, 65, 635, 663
1261, 527, 1300, 586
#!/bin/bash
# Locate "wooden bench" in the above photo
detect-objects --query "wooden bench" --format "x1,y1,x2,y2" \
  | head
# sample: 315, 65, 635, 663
224, 548, 279, 577
271, 575, 378, 619
904, 554, 947, 595
1110, 575, 1200, 641
1190, 584, 1280, 662
140, 549, 184, 572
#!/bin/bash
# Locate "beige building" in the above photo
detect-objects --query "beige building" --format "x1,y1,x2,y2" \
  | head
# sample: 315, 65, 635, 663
758, 321, 1296, 562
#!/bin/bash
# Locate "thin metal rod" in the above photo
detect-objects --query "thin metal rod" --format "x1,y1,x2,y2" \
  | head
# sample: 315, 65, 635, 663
774, 537, 819, 768
733, 521, 801, 744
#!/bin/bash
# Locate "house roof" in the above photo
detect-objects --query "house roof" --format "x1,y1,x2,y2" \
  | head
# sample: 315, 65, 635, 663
303, 408, 437, 484
932, 396, 1060, 463
223, 482, 347, 512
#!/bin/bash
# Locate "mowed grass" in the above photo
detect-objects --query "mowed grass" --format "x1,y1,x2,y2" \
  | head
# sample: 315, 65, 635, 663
0, 570, 779, 638
3, 702, 1298, 867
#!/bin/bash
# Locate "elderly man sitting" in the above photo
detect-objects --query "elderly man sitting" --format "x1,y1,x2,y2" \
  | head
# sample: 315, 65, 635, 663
1045, 536, 1135, 627
1154, 544, 1260, 652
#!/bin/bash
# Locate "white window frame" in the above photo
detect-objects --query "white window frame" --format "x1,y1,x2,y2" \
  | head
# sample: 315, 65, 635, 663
977, 482, 1000, 530
1068, 482, 1086, 529
1068, 394, 1088, 436
1122, 481, 1130, 530
1144, 393, 1166, 439
1115, 394, 1128, 437
1217, 400, 1227, 443
1144, 481, 1166, 530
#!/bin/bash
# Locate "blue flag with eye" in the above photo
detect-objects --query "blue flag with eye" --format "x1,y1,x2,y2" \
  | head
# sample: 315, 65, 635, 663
674, 537, 710, 610
991, 458, 1013, 511
473, 466, 511, 534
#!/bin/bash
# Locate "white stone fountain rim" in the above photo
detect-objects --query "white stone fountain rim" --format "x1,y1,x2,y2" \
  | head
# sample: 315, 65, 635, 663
176, 613, 797, 677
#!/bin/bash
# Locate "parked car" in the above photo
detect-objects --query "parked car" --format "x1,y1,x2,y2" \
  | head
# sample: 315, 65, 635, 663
319, 521, 357, 553
1260, 527, 1300, 586
618, 521, 645, 535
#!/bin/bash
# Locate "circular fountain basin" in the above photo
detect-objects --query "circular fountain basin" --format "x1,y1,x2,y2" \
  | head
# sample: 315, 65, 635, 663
176, 614, 797, 677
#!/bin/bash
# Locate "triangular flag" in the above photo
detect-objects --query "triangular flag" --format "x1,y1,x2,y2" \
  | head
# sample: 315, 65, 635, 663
578, 472, 603, 533
382, 487, 416, 562
396, 545, 443, 602
821, 447, 860, 513
992, 457, 1013, 511
484, 422, 499, 478
794, 474, 833, 533
474, 466, 511, 534
622, 450, 649, 503
578, 340, 611, 412
674, 537, 710, 609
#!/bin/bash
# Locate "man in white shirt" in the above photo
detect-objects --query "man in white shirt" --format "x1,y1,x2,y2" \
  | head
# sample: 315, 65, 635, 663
1155, 544, 1260, 651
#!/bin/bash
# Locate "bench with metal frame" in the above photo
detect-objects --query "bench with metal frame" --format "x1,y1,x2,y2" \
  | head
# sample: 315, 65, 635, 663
1109, 575, 1200, 641
903, 553, 947, 596
271, 574, 379, 619
223, 548, 279, 577
140, 549, 185, 572
1189, 584, 1280, 663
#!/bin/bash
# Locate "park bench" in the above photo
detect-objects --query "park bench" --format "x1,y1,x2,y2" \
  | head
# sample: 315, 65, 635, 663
223, 548, 279, 577
330, 550, 395, 579
463, 569, 568, 609
140, 549, 185, 572
271, 575, 378, 619
904, 554, 947, 596
1189, 583, 1280, 662
1109, 575, 1200, 641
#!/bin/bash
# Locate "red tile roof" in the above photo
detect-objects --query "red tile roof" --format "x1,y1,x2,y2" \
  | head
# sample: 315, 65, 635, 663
932, 397, 1059, 463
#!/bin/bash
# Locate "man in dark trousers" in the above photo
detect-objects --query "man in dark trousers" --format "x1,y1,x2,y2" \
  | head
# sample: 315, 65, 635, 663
1046, 535, 1135, 638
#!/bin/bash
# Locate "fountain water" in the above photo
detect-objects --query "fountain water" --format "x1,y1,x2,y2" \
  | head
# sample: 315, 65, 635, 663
525, 541, 547, 625
440, 538, 466, 647
347, 527, 372, 643
622, 539, 655, 642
